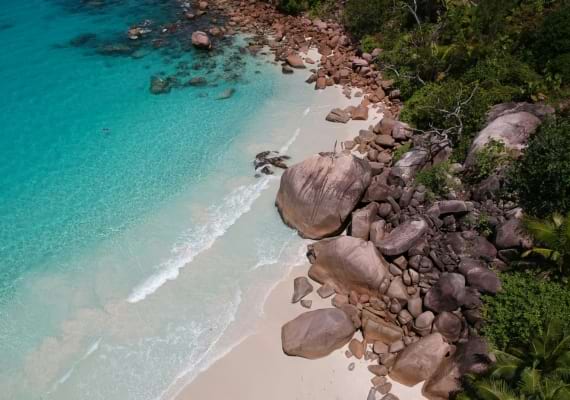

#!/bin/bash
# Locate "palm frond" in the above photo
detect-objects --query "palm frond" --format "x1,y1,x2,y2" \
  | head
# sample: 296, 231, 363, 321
492, 350, 524, 380
472, 378, 521, 400
524, 216, 559, 247
519, 367, 541, 396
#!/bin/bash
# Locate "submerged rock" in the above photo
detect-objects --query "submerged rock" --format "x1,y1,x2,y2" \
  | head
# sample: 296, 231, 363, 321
216, 88, 235, 100
191, 31, 212, 50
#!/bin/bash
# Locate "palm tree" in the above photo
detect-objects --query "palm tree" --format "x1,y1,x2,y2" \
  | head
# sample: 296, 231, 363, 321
522, 213, 570, 276
457, 320, 570, 400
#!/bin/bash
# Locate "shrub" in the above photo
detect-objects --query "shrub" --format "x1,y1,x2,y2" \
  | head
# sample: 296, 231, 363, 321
392, 142, 411, 163
509, 117, 570, 218
466, 140, 512, 183
548, 52, 570, 85
361, 35, 381, 53
532, 5, 570, 70
415, 162, 453, 198
343, 0, 397, 37
482, 272, 570, 350
401, 80, 513, 147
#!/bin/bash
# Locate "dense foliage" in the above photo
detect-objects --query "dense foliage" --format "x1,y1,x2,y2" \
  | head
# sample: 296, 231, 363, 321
509, 117, 570, 218
481, 272, 570, 350
459, 319, 570, 400
523, 213, 570, 277
341, 0, 570, 160
414, 162, 453, 197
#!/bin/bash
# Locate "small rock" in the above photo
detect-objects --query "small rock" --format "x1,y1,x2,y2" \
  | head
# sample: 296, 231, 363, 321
292, 277, 313, 303
317, 283, 336, 298
368, 364, 389, 376
300, 299, 313, 309
348, 362, 356, 371
377, 382, 392, 395
349, 338, 365, 359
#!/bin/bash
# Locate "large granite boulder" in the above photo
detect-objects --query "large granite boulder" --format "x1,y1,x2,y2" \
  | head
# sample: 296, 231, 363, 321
458, 258, 501, 294
465, 102, 554, 167
445, 232, 497, 261
282, 308, 356, 359
390, 333, 452, 386
433, 312, 463, 343
423, 273, 466, 313
495, 217, 532, 249
308, 236, 390, 295
376, 218, 428, 256
276, 152, 372, 239
191, 31, 211, 49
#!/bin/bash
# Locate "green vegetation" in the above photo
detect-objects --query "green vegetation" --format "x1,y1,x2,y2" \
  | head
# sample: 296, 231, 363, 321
523, 213, 570, 277
482, 272, 570, 350
509, 117, 570, 218
341, 0, 569, 161
392, 142, 411, 163
514, 120, 570, 207
476, 212, 494, 238
466, 140, 512, 183
459, 319, 570, 400
415, 162, 453, 198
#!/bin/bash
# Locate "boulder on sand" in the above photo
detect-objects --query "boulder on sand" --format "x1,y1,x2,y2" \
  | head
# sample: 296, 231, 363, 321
191, 31, 211, 49
308, 236, 390, 295
286, 53, 306, 68
282, 308, 356, 359
390, 333, 451, 386
326, 108, 351, 123
292, 277, 313, 303
275, 152, 372, 239
376, 218, 428, 256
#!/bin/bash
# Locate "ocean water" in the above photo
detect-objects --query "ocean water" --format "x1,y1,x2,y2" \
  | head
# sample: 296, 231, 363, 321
0, 1, 357, 399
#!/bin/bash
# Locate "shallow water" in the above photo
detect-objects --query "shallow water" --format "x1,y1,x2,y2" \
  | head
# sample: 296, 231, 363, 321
0, 0, 365, 398
0, 1, 323, 399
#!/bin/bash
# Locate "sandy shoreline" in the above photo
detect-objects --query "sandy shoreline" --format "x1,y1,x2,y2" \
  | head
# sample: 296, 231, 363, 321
168, 47, 424, 399
176, 263, 425, 400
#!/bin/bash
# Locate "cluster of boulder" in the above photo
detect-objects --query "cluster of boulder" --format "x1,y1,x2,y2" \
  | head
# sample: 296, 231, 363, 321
273, 96, 553, 399
182, 2, 556, 399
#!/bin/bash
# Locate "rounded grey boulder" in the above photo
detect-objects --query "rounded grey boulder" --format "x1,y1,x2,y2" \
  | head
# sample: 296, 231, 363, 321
276, 152, 372, 239
282, 308, 356, 359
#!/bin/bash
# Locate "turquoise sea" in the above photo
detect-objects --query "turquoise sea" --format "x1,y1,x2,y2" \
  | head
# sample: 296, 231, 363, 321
0, 1, 353, 399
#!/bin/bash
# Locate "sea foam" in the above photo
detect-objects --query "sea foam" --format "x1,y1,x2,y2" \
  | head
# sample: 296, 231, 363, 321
127, 176, 275, 303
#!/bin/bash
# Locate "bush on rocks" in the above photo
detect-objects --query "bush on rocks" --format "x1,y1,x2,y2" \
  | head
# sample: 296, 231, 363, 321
509, 117, 570, 217
481, 272, 570, 349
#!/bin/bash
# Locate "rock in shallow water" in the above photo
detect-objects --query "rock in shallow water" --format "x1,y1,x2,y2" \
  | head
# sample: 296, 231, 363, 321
191, 31, 211, 50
